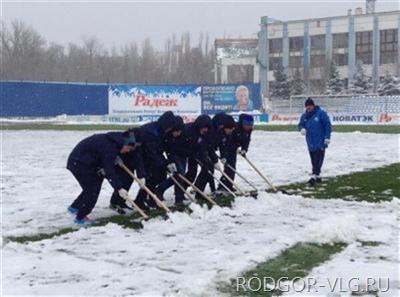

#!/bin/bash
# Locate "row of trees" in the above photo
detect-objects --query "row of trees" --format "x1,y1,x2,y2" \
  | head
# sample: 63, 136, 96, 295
1, 20, 215, 84
2, 20, 399, 96
271, 60, 400, 99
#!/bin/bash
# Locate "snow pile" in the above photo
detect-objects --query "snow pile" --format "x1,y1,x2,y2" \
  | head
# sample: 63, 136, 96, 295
305, 213, 361, 244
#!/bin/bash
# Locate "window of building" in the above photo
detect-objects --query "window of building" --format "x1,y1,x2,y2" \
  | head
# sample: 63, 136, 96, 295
380, 29, 398, 65
356, 31, 373, 64
332, 53, 348, 66
310, 54, 326, 68
289, 55, 303, 67
269, 38, 283, 54
269, 57, 283, 70
289, 37, 304, 51
333, 33, 348, 48
310, 35, 325, 50
227, 65, 254, 83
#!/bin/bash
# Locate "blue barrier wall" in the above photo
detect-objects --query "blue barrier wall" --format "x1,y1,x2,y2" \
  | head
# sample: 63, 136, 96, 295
1, 81, 262, 117
1, 81, 108, 116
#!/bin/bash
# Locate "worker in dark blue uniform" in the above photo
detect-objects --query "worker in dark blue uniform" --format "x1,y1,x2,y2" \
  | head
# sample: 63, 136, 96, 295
134, 111, 177, 209
109, 129, 147, 215
67, 130, 142, 225
155, 116, 190, 206
180, 115, 219, 200
215, 114, 237, 191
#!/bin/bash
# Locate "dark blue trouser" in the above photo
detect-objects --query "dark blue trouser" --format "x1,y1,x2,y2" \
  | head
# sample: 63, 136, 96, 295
219, 150, 237, 191
309, 149, 325, 176
68, 162, 103, 220
109, 154, 136, 206
207, 167, 216, 192
194, 161, 213, 199
157, 156, 187, 203
135, 165, 166, 206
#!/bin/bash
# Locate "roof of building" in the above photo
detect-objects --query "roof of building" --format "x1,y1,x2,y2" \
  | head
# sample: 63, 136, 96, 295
214, 38, 258, 47
265, 9, 400, 26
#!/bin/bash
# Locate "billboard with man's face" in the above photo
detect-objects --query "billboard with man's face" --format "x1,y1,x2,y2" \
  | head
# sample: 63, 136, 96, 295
201, 83, 261, 114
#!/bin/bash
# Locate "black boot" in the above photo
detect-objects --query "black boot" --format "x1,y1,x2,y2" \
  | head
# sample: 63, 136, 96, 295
307, 177, 316, 186
134, 198, 150, 211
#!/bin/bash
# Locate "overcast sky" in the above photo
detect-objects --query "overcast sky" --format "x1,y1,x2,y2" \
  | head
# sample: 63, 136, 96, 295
2, 0, 399, 50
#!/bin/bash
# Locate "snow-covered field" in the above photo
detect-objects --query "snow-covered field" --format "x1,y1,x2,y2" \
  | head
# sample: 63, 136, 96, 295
1, 130, 399, 296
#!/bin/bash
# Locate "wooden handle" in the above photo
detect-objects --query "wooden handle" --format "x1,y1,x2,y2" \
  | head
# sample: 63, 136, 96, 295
123, 196, 149, 219
119, 163, 171, 213
214, 165, 246, 196
178, 173, 217, 206
241, 155, 278, 192
169, 173, 196, 202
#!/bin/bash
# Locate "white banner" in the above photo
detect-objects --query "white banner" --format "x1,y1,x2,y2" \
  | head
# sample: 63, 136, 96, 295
108, 85, 201, 117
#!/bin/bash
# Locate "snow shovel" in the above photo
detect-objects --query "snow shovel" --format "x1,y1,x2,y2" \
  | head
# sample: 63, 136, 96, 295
119, 163, 171, 213
220, 158, 258, 193
168, 173, 196, 203
195, 158, 237, 198
120, 192, 149, 220
177, 173, 217, 206
239, 154, 285, 194
213, 164, 247, 196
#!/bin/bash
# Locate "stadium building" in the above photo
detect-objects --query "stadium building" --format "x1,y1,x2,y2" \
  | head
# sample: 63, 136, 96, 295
215, 0, 399, 98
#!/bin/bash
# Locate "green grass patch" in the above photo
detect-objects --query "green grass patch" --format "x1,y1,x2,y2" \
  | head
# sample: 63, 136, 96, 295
219, 242, 347, 296
2, 123, 399, 133
276, 163, 400, 202
255, 125, 400, 134
4, 194, 237, 244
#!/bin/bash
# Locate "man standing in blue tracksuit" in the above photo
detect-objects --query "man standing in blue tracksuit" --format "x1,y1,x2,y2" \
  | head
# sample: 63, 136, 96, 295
67, 129, 144, 225
298, 98, 332, 185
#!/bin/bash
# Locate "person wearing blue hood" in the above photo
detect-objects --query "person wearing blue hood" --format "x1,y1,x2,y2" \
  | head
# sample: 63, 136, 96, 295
215, 114, 237, 192
298, 98, 332, 185
134, 111, 177, 209
182, 115, 219, 200
67, 129, 144, 225
225, 113, 254, 190
154, 115, 190, 207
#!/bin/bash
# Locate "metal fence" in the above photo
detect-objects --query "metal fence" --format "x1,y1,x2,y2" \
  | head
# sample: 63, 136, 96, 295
269, 94, 400, 115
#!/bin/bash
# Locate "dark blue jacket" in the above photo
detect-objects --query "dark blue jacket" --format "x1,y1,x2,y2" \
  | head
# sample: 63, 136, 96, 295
298, 106, 332, 152
67, 132, 129, 190
135, 112, 176, 170
232, 115, 253, 152
215, 129, 235, 159
163, 132, 191, 159
183, 122, 218, 165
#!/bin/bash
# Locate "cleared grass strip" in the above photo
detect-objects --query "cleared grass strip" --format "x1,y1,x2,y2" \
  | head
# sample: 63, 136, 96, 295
219, 242, 347, 296
3, 195, 235, 244
276, 163, 400, 202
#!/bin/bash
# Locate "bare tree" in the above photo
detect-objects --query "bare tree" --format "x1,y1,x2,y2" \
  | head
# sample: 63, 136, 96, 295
1, 20, 215, 84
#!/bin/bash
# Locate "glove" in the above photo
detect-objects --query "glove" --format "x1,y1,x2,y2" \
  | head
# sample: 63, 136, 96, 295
324, 138, 330, 145
237, 149, 247, 157
97, 168, 105, 176
137, 178, 146, 188
114, 156, 123, 166
300, 128, 306, 136
167, 163, 177, 173
118, 188, 129, 200
214, 162, 222, 171
220, 158, 227, 164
